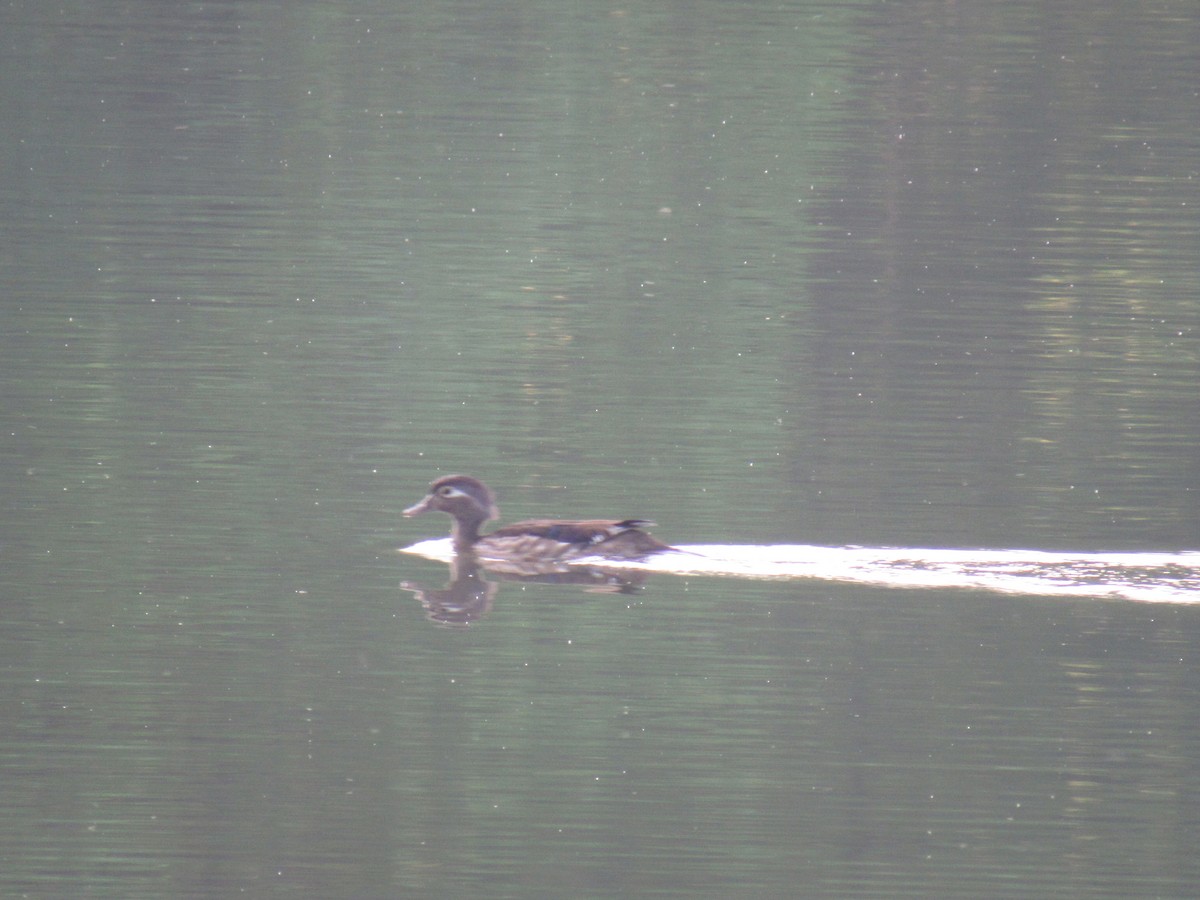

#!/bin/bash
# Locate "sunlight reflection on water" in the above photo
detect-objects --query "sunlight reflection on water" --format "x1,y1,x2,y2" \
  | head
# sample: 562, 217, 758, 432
401, 540, 1200, 604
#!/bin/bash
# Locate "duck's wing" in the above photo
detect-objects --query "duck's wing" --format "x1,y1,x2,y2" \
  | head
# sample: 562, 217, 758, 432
490, 518, 658, 545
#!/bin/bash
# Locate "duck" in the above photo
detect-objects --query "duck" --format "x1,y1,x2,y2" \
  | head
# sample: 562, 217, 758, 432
403, 474, 673, 561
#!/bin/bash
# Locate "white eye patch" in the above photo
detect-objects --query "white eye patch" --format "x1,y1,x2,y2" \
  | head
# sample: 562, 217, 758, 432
438, 486, 467, 498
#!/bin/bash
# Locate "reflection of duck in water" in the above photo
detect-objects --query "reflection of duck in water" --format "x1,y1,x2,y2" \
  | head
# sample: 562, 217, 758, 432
403, 474, 673, 563
400, 556, 498, 627
401, 555, 649, 627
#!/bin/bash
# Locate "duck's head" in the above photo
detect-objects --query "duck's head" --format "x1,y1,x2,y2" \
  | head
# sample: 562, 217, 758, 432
403, 475, 500, 528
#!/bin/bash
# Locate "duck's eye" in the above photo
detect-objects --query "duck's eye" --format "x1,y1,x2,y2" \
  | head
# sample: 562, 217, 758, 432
438, 485, 461, 498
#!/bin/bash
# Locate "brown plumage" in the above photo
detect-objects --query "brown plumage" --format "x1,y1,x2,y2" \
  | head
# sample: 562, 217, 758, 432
403, 475, 672, 561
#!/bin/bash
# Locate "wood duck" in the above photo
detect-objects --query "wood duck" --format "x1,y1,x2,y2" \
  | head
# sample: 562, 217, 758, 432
403, 474, 673, 561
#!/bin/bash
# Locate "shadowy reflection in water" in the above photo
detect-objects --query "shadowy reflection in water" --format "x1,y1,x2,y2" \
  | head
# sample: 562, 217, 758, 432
400, 553, 649, 626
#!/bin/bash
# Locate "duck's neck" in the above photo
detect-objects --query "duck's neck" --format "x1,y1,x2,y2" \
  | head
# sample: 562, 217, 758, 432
450, 514, 486, 552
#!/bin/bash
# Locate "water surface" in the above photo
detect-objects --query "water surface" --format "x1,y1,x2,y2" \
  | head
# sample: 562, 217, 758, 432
2, 1, 1198, 897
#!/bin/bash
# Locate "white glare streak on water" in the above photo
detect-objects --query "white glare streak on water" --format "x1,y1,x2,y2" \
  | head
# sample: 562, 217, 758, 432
401, 540, 1200, 604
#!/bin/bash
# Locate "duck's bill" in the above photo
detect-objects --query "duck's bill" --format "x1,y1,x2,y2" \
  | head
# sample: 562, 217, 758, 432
402, 496, 433, 517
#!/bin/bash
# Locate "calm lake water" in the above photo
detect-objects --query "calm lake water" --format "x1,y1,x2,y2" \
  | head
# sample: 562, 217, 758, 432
3, 1, 1198, 897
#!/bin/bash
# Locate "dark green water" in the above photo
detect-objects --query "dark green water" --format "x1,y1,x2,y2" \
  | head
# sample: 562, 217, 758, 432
3, 1, 1198, 896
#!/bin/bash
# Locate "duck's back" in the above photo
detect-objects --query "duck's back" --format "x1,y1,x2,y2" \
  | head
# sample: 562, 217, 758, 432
476, 518, 671, 560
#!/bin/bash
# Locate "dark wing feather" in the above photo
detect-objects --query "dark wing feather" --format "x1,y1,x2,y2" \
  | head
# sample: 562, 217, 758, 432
483, 518, 671, 558
490, 519, 646, 543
